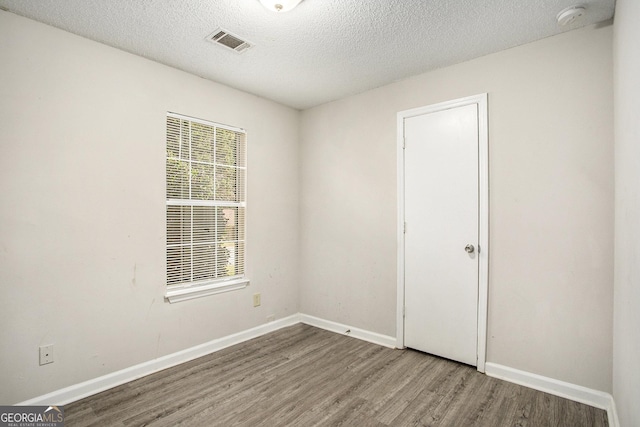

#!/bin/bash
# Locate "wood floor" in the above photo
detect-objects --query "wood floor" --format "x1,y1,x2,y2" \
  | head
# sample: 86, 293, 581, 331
65, 324, 608, 427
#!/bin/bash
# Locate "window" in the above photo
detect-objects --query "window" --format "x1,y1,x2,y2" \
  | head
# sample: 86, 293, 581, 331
165, 113, 247, 303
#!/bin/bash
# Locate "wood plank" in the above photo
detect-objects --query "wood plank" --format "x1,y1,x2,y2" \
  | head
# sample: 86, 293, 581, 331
64, 324, 608, 427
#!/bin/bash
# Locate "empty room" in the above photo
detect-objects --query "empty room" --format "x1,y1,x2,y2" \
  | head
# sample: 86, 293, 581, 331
0, 0, 638, 426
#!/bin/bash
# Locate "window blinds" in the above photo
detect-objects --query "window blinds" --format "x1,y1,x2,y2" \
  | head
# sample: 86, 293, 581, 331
166, 113, 246, 288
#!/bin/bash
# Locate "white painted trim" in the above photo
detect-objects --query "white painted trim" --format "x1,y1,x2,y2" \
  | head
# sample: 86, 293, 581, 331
396, 93, 489, 372
17, 314, 301, 406
165, 277, 250, 303
167, 111, 245, 133
607, 398, 620, 427
299, 314, 397, 349
476, 94, 489, 372
485, 362, 619, 427
396, 108, 406, 350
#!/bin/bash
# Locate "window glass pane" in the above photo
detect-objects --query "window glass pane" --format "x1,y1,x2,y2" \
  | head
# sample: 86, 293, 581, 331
234, 241, 245, 276
215, 127, 238, 166
167, 205, 191, 246
167, 246, 191, 285
191, 122, 215, 164
166, 116, 182, 158
219, 206, 244, 242
236, 134, 246, 168
216, 206, 233, 278
237, 207, 245, 240
192, 206, 216, 243
180, 121, 190, 160
166, 158, 189, 199
192, 244, 216, 281
236, 169, 246, 203
191, 162, 215, 200
215, 165, 238, 202
216, 242, 232, 277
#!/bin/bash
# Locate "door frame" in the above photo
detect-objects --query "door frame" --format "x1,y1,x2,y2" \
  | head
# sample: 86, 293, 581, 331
396, 93, 489, 372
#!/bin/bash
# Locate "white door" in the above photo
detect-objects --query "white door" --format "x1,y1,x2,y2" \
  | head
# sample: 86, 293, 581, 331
403, 102, 479, 366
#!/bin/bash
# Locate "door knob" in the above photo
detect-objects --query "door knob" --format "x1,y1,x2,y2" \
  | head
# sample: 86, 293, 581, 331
465, 244, 475, 254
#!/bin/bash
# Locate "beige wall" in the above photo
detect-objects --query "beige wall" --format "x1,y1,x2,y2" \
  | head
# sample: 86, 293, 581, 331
300, 24, 613, 392
0, 11, 300, 404
613, 0, 640, 424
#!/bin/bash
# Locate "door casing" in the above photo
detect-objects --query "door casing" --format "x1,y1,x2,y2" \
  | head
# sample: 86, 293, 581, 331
396, 93, 489, 373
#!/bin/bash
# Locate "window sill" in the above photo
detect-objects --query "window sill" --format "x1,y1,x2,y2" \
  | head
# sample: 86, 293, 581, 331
165, 278, 250, 303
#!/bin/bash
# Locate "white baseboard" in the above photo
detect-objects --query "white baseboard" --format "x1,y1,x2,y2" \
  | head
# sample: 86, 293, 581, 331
606, 397, 620, 427
17, 314, 301, 406
485, 362, 619, 427
21, 314, 618, 427
298, 313, 397, 348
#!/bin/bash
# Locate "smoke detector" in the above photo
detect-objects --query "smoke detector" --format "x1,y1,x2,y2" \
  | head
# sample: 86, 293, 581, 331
557, 5, 586, 26
206, 29, 252, 53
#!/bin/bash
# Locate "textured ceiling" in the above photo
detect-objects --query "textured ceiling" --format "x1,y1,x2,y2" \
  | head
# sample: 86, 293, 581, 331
0, 0, 614, 110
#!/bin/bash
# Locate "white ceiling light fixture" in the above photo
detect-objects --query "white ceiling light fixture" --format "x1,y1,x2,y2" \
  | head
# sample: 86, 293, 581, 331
259, 0, 303, 13
556, 5, 586, 26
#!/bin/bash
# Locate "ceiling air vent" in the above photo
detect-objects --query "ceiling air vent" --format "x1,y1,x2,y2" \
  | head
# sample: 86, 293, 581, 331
206, 29, 252, 53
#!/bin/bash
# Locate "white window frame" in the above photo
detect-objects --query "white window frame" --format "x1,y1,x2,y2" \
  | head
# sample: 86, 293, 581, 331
165, 112, 249, 303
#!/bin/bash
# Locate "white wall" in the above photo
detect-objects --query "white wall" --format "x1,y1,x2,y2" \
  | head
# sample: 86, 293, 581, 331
300, 24, 613, 392
613, 0, 640, 424
0, 11, 299, 404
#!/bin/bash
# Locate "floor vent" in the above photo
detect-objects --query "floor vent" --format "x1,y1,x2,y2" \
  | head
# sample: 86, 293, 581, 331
206, 29, 252, 53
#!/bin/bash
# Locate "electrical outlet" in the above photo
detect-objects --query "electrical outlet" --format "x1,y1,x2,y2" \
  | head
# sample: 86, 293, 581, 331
39, 344, 54, 365
253, 293, 261, 307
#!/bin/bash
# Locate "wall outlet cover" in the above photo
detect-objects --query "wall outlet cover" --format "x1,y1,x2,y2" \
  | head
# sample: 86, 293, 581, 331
39, 344, 54, 365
